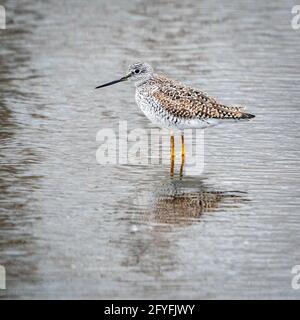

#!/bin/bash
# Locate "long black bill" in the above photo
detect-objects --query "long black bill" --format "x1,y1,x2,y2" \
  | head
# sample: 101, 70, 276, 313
95, 74, 131, 89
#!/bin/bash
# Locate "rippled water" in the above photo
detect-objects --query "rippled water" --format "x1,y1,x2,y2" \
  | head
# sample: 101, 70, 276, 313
0, 0, 299, 299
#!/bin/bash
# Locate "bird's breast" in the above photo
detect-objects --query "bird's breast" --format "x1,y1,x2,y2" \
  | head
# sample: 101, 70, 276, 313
135, 90, 165, 125
134, 89, 218, 130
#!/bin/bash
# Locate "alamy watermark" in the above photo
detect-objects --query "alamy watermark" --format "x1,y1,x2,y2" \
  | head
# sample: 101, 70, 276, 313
96, 121, 204, 174
0, 5, 5, 29
0, 265, 5, 290
291, 265, 300, 290
291, 5, 300, 30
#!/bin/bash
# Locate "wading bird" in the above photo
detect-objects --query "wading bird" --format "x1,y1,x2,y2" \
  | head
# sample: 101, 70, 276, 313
96, 62, 255, 176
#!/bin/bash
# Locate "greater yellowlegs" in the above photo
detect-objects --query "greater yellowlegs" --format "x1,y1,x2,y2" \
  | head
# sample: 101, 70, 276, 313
96, 62, 255, 175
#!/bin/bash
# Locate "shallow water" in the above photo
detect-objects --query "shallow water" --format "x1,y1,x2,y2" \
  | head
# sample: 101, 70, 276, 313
0, 0, 300, 299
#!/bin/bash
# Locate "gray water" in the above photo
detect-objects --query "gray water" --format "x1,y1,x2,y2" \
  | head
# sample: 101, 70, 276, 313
0, 0, 299, 299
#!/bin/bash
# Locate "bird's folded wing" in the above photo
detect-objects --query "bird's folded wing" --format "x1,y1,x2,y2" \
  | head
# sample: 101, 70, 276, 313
151, 78, 248, 120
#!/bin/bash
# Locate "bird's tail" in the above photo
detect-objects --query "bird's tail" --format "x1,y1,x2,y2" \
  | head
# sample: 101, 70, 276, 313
239, 111, 255, 119
218, 104, 255, 120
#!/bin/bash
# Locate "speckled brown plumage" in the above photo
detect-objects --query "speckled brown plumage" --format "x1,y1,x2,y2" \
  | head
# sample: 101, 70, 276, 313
146, 75, 255, 120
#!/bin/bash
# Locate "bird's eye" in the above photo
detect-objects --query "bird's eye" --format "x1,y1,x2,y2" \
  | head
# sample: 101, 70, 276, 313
134, 69, 140, 74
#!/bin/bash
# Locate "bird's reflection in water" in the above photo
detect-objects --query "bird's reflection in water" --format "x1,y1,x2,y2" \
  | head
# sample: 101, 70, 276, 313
134, 176, 248, 226
120, 176, 248, 276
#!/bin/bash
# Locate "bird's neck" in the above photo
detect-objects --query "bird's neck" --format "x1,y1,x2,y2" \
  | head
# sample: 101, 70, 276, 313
134, 74, 156, 88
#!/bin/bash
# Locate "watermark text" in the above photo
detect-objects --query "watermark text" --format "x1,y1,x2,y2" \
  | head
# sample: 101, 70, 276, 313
291, 5, 300, 30
291, 265, 300, 290
96, 121, 204, 175
0, 265, 6, 290
0, 5, 6, 29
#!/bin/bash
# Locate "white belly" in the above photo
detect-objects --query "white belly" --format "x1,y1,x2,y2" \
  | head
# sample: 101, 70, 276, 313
135, 92, 219, 130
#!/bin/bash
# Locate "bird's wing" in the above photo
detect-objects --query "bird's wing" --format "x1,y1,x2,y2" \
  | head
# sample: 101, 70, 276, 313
151, 76, 252, 120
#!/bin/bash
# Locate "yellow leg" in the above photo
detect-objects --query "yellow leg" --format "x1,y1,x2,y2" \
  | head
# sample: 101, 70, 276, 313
170, 132, 175, 177
181, 133, 185, 159
180, 133, 185, 177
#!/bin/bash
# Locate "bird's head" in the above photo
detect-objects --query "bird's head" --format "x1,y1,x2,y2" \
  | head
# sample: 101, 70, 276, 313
95, 62, 154, 89
127, 62, 154, 82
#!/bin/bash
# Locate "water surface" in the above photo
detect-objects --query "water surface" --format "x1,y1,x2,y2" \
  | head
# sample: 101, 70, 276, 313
0, 0, 299, 299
